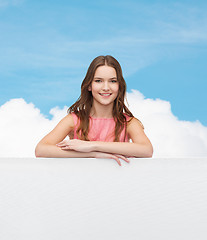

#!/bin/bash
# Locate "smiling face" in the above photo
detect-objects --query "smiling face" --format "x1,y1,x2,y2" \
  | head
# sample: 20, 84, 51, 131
88, 65, 119, 109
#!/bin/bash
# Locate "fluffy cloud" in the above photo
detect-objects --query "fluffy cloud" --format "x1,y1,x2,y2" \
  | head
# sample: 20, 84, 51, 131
0, 91, 207, 158
127, 90, 207, 157
0, 99, 68, 157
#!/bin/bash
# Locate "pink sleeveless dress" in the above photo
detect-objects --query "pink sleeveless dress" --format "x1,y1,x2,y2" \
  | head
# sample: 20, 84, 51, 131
71, 113, 130, 142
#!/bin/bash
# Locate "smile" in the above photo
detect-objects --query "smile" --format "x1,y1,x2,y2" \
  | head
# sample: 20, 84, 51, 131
99, 93, 112, 96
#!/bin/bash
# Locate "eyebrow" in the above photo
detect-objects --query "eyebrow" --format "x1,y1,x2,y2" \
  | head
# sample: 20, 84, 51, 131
94, 77, 117, 79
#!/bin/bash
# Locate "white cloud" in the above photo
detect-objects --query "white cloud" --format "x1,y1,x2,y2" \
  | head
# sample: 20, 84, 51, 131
127, 90, 207, 157
0, 91, 207, 158
0, 98, 68, 157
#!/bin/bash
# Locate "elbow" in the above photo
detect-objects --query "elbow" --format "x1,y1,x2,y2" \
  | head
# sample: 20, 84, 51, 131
139, 143, 153, 158
145, 151, 153, 158
133, 144, 153, 158
133, 143, 153, 158
35, 142, 56, 158
146, 144, 153, 158
35, 145, 40, 158
35, 144, 44, 158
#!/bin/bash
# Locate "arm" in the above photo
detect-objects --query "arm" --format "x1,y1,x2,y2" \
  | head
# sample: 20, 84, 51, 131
36, 143, 128, 166
94, 117, 153, 157
58, 118, 153, 158
36, 143, 96, 158
35, 114, 129, 165
35, 114, 95, 158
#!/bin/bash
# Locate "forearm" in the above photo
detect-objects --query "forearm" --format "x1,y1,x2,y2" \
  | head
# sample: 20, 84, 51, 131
92, 141, 153, 158
35, 144, 95, 158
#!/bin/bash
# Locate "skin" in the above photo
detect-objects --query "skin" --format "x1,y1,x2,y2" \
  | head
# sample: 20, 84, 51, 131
35, 65, 153, 166
88, 65, 119, 118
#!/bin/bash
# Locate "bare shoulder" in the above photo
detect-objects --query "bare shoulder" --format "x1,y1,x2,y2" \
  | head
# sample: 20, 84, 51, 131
58, 113, 75, 127
38, 113, 75, 145
127, 117, 144, 131
51, 113, 75, 135
127, 117, 150, 144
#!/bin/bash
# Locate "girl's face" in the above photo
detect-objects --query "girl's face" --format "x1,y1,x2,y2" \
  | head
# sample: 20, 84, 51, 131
89, 65, 119, 107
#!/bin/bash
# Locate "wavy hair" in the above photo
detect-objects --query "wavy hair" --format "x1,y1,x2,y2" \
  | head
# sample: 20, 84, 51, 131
68, 55, 134, 141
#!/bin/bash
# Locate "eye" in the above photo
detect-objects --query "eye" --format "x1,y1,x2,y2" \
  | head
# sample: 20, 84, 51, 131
111, 79, 117, 83
94, 79, 102, 83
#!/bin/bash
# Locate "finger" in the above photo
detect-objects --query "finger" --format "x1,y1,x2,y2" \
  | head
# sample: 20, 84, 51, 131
95, 153, 122, 166
116, 155, 130, 163
112, 156, 121, 166
103, 154, 121, 166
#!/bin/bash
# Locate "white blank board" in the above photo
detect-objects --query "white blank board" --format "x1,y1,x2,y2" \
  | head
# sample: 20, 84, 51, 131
0, 157, 207, 240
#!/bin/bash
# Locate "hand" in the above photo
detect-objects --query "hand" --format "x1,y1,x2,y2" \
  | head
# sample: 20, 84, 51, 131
56, 139, 94, 152
94, 152, 130, 166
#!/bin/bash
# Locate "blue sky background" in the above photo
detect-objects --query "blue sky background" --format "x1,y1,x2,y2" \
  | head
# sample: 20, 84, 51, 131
0, 0, 207, 125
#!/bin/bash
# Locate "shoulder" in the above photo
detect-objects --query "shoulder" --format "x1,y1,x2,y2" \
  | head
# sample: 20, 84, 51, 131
51, 113, 75, 137
37, 113, 75, 145
126, 116, 144, 129
127, 117, 144, 134
126, 117, 150, 144
56, 113, 75, 129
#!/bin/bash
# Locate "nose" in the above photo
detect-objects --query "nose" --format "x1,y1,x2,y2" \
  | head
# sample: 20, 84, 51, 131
103, 81, 109, 91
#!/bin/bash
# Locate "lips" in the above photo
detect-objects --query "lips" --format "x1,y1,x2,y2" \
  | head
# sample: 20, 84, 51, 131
99, 93, 112, 96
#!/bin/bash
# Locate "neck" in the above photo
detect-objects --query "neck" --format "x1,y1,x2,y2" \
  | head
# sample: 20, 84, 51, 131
90, 101, 114, 118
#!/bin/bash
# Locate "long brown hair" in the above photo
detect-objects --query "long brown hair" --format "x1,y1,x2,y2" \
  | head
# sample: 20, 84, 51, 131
68, 55, 134, 141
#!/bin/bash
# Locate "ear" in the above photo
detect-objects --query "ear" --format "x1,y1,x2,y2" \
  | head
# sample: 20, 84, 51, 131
88, 85, 92, 91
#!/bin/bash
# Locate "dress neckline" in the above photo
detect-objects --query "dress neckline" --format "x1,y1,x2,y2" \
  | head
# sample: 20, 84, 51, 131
89, 115, 114, 120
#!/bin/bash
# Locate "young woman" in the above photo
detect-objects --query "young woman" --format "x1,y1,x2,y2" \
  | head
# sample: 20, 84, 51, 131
35, 55, 153, 166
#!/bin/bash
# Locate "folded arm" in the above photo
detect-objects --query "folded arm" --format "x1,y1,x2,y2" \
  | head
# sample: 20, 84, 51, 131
57, 118, 153, 158
35, 114, 129, 165
94, 118, 153, 157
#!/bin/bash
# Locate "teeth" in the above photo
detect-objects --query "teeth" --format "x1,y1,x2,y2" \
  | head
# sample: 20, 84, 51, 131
100, 93, 111, 96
